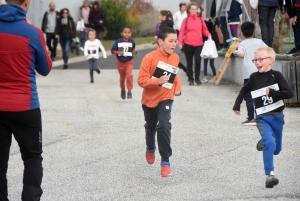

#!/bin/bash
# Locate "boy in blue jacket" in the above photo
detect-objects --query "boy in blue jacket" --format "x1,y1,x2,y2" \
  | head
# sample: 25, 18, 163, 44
111, 26, 137, 99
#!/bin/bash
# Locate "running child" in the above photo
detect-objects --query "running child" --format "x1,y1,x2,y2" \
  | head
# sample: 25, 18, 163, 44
233, 47, 293, 188
137, 27, 182, 177
84, 29, 107, 83
111, 26, 137, 99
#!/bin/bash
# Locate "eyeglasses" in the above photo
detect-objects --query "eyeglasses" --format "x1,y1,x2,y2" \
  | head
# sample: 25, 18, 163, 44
252, 57, 271, 63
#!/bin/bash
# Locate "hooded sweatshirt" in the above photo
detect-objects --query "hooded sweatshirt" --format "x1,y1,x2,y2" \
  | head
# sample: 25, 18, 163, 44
178, 14, 211, 46
0, 4, 52, 112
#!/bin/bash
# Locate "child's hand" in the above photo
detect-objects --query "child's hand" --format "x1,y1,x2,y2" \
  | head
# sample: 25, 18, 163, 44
132, 50, 137, 55
175, 90, 181, 96
158, 75, 169, 85
234, 110, 240, 115
266, 88, 270, 96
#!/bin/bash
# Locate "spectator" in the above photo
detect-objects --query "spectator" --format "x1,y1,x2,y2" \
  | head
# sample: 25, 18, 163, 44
215, 0, 232, 53
285, 0, 300, 55
210, 0, 223, 50
88, 1, 106, 39
55, 8, 76, 69
257, 0, 279, 47
178, 2, 211, 86
41, 2, 60, 61
0, 0, 52, 200
79, 0, 91, 49
173, 2, 187, 36
227, 0, 242, 38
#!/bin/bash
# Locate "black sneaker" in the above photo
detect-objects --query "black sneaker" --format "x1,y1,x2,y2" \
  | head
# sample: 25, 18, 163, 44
95, 66, 101, 74
241, 119, 256, 126
121, 90, 126, 100
127, 91, 132, 99
90, 79, 94, 83
189, 81, 194, 86
286, 47, 298, 54
265, 175, 279, 188
63, 64, 68, 69
256, 139, 263, 151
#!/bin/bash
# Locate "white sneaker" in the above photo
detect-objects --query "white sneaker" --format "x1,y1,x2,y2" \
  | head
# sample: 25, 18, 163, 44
80, 47, 84, 51
209, 78, 215, 83
202, 78, 208, 83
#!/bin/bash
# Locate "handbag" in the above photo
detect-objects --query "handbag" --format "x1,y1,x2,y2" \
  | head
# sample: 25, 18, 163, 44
249, 0, 258, 9
200, 39, 218, 59
76, 19, 85, 31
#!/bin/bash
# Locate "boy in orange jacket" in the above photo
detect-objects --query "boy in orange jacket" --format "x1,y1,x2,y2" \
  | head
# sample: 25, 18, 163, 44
137, 27, 182, 177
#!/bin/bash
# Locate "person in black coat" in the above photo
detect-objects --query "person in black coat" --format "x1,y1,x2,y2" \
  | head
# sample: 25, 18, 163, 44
55, 8, 76, 69
285, 0, 300, 55
88, 1, 106, 39
41, 2, 60, 60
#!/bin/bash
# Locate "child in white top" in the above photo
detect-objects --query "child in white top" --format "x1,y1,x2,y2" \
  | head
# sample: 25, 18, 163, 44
84, 29, 107, 83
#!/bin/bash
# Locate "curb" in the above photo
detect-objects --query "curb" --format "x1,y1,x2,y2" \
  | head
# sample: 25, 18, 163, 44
52, 43, 155, 68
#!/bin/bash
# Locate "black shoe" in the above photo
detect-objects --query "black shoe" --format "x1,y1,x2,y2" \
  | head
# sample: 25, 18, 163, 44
256, 139, 263, 151
127, 91, 132, 99
286, 47, 298, 54
90, 80, 94, 83
95, 66, 101, 74
189, 81, 194, 86
196, 80, 202, 86
63, 64, 68, 69
292, 49, 300, 56
265, 175, 279, 188
121, 90, 126, 99
51, 57, 55, 61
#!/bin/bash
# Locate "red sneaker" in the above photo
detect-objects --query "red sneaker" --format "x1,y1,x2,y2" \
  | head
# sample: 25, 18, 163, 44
161, 165, 171, 177
146, 151, 155, 164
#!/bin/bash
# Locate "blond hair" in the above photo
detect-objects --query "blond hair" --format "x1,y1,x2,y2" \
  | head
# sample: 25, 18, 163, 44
255, 47, 276, 60
186, 2, 198, 14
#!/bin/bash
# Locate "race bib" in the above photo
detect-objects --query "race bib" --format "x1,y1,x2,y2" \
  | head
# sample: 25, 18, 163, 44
118, 42, 133, 57
152, 61, 179, 89
251, 84, 284, 115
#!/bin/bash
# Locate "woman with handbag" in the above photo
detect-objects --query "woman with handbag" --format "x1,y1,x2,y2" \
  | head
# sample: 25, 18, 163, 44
55, 8, 76, 69
88, 1, 106, 39
178, 2, 211, 86
79, 0, 92, 49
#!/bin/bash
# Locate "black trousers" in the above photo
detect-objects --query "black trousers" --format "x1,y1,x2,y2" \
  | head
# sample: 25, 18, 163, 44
204, 58, 216, 76
0, 108, 43, 201
219, 16, 230, 49
142, 100, 173, 162
45, 32, 58, 58
183, 44, 203, 81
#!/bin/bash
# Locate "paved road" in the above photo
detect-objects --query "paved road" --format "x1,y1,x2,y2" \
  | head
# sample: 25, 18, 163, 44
7, 48, 300, 201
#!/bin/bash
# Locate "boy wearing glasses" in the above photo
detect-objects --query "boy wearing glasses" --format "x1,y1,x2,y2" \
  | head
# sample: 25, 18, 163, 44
233, 47, 293, 188
237, 22, 267, 125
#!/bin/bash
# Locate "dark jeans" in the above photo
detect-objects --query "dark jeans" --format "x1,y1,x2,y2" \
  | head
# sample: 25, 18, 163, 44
244, 79, 255, 120
219, 16, 230, 48
45, 33, 58, 58
0, 108, 43, 201
183, 44, 203, 81
258, 6, 277, 47
88, 58, 98, 81
70, 42, 80, 56
204, 59, 216, 76
59, 39, 71, 64
292, 21, 300, 49
142, 100, 173, 162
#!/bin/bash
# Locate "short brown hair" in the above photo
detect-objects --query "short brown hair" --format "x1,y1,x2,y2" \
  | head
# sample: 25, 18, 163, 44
186, 2, 198, 14
6, 0, 26, 5
179, 2, 186, 8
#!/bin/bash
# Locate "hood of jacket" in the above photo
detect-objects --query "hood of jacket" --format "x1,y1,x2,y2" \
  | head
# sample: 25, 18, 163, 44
0, 4, 26, 22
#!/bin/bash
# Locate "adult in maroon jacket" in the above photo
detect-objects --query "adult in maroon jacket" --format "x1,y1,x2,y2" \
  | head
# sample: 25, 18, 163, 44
178, 2, 211, 86
0, 0, 52, 200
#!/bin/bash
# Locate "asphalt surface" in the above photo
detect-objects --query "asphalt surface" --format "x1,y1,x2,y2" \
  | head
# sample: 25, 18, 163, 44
6, 47, 300, 201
